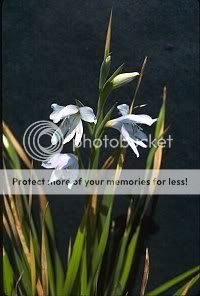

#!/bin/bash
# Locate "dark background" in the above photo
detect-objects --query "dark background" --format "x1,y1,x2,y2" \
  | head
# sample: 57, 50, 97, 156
3, 0, 199, 295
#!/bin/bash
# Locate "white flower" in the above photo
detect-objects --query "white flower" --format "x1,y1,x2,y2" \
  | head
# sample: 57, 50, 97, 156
42, 153, 79, 189
50, 104, 97, 146
106, 104, 157, 158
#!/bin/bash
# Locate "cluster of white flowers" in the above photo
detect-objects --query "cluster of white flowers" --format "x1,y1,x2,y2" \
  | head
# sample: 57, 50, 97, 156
42, 73, 157, 189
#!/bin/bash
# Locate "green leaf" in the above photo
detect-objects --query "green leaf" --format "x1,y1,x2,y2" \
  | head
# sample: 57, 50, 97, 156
55, 249, 64, 296
64, 211, 86, 295
14, 249, 31, 295
147, 265, 200, 296
87, 206, 112, 294
80, 241, 88, 295
30, 233, 36, 296
95, 103, 116, 138
3, 134, 21, 169
129, 56, 148, 113
104, 10, 112, 59
119, 225, 140, 294
41, 222, 49, 296
155, 86, 166, 139
75, 99, 84, 107
3, 249, 14, 296
110, 202, 134, 295
106, 64, 124, 84
173, 273, 200, 296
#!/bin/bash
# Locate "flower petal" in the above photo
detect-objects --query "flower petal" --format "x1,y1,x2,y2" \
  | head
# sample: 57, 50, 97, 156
106, 114, 157, 130
74, 120, 83, 146
125, 114, 157, 126
121, 124, 139, 157
41, 153, 61, 168
105, 117, 123, 131
48, 169, 63, 183
62, 115, 81, 144
79, 107, 97, 123
123, 124, 148, 147
50, 104, 79, 123
117, 104, 129, 116
61, 154, 79, 189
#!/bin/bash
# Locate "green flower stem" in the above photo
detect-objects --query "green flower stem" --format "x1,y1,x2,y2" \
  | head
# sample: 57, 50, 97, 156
90, 84, 112, 169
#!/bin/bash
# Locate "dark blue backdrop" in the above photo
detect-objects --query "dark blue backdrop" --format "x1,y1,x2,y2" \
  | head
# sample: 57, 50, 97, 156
3, 0, 199, 295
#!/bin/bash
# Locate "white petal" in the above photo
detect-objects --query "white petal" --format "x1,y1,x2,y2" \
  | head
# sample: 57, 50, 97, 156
123, 124, 148, 147
134, 139, 147, 148
79, 106, 97, 123
41, 153, 61, 168
124, 123, 148, 143
75, 120, 83, 146
117, 104, 129, 116
50, 104, 79, 123
62, 115, 80, 144
105, 117, 123, 131
125, 114, 157, 126
56, 154, 72, 169
51, 127, 63, 146
121, 125, 139, 158
133, 128, 148, 142
61, 154, 79, 189
63, 129, 76, 144
48, 169, 63, 183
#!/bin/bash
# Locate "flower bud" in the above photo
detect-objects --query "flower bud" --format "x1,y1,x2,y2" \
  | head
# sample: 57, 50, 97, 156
99, 55, 111, 90
111, 72, 139, 89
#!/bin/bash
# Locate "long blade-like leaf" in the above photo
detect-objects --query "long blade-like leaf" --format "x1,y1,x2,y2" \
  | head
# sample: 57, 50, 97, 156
147, 265, 200, 296
64, 212, 86, 295
104, 10, 112, 59
3, 248, 14, 296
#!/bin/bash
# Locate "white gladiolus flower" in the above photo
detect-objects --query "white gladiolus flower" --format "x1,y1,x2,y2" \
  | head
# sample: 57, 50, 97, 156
106, 105, 157, 158
50, 104, 97, 146
42, 153, 79, 189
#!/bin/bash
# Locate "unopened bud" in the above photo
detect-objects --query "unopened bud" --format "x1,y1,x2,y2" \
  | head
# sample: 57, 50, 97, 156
111, 72, 139, 89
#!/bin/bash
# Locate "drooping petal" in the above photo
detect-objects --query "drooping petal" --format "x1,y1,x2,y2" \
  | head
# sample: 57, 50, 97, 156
55, 154, 73, 169
50, 104, 79, 123
41, 153, 61, 168
117, 104, 129, 116
51, 126, 64, 146
62, 115, 81, 144
74, 120, 83, 146
122, 123, 147, 150
133, 128, 148, 147
79, 106, 97, 123
121, 124, 139, 158
63, 129, 76, 144
51, 116, 77, 146
68, 168, 79, 189
61, 154, 79, 189
48, 169, 63, 183
124, 124, 148, 146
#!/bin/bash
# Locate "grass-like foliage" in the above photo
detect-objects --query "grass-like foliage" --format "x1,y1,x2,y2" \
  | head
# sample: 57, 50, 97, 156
3, 12, 200, 296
